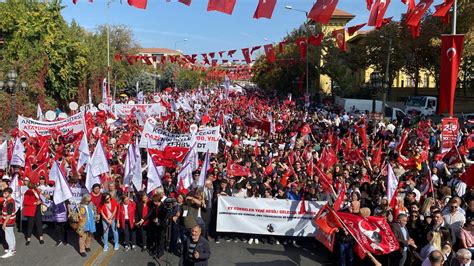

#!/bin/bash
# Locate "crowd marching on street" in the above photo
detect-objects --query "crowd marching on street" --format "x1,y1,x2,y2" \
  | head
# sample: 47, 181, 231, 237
0, 86, 473, 266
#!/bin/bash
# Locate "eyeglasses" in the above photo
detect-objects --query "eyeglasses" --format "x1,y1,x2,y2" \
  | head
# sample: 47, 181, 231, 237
450, 205, 458, 208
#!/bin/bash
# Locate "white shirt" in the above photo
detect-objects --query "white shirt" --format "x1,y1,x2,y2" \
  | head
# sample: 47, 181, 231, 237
123, 204, 129, 220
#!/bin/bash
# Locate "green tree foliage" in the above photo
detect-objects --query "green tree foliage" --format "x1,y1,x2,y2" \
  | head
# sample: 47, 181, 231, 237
175, 68, 204, 91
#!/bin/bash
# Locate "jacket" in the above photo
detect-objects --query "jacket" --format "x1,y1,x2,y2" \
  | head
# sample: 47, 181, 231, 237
117, 201, 136, 230
390, 222, 410, 252
100, 198, 118, 220
183, 236, 211, 266
23, 189, 41, 217
135, 200, 152, 226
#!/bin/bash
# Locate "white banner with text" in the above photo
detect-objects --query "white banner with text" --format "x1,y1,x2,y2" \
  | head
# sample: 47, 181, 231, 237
217, 196, 325, 237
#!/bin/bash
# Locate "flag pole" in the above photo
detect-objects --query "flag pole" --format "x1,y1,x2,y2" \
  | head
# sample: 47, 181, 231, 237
332, 211, 382, 266
426, 163, 436, 201
452, 0, 457, 35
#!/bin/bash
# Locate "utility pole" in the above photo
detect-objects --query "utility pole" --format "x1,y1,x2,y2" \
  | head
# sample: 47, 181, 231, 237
107, 0, 112, 103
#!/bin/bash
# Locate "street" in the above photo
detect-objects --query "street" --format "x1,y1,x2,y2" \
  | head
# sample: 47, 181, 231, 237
1, 225, 330, 266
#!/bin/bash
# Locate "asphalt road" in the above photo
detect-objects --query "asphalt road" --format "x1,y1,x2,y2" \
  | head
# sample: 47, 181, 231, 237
0, 224, 331, 266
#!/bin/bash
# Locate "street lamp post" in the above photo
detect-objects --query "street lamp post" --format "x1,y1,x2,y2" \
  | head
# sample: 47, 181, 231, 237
369, 72, 383, 113
380, 35, 392, 108
0, 70, 28, 128
174, 38, 188, 51
285, 5, 310, 99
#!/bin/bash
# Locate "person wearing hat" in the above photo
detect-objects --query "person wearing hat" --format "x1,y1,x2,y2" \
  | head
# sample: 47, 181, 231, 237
77, 194, 97, 257
1, 188, 16, 259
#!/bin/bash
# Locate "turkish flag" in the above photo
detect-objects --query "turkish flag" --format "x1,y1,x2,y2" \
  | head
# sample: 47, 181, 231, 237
438, 34, 464, 116
333, 182, 346, 211
295, 37, 307, 59
461, 164, 474, 188
226, 161, 251, 177
307, 0, 339, 25
207, 0, 236, 15
128, 0, 147, 9
241, 48, 251, 64
36, 142, 50, 163
278, 40, 288, 53
263, 44, 275, 63
308, 33, 324, 46
314, 166, 332, 192
30, 161, 50, 184
368, 0, 391, 28
406, 0, 433, 27
433, 0, 454, 17
148, 149, 175, 168
178, 0, 192, 6
366, 0, 373, 10
201, 54, 210, 65
250, 46, 261, 55
336, 212, 400, 258
409, 24, 421, 38
372, 141, 383, 167
332, 29, 346, 51
354, 123, 367, 149
253, 0, 277, 19
348, 23, 366, 36
163, 146, 189, 163
300, 124, 311, 136
314, 205, 342, 252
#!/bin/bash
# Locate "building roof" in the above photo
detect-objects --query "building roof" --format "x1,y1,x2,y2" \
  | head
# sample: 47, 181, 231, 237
332, 8, 355, 18
138, 48, 181, 54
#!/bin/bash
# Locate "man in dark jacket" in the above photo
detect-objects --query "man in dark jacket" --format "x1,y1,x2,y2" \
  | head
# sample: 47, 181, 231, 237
390, 213, 417, 266
182, 225, 211, 266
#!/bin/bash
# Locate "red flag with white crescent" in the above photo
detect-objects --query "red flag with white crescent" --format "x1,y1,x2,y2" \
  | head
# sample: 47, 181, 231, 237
308, 33, 324, 46
263, 44, 275, 63
347, 23, 366, 36
307, 0, 339, 25
314, 205, 342, 251
368, 0, 391, 28
242, 48, 251, 64
253, 0, 277, 19
406, 0, 433, 27
438, 34, 464, 116
332, 29, 346, 51
433, 0, 454, 18
226, 160, 251, 177
336, 212, 400, 258
295, 37, 307, 59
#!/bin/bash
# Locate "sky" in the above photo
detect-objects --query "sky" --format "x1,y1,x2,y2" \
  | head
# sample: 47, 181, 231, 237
61, 0, 410, 57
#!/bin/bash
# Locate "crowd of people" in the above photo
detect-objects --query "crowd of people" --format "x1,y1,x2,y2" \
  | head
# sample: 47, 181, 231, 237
0, 87, 473, 266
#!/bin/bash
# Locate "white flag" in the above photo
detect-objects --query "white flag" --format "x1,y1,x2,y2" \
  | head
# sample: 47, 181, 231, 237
9, 174, 21, 212
49, 161, 73, 204
147, 150, 164, 194
0, 141, 8, 170
131, 139, 142, 190
198, 150, 210, 188
85, 162, 101, 193
123, 143, 136, 187
77, 133, 90, 171
11, 137, 25, 167
102, 78, 108, 104
90, 139, 109, 177
183, 142, 199, 172
37, 104, 44, 121
387, 163, 398, 202
178, 162, 193, 190
289, 133, 298, 150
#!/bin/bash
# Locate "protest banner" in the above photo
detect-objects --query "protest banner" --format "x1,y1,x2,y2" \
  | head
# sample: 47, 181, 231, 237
17, 112, 86, 137
441, 117, 459, 153
217, 196, 325, 237
20, 186, 86, 222
112, 103, 164, 118
139, 117, 220, 153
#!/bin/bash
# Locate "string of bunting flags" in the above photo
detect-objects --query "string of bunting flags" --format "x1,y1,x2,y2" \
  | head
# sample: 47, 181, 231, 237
73, 0, 455, 40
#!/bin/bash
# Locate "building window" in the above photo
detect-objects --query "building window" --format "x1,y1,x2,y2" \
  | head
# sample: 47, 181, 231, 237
424, 74, 429, 88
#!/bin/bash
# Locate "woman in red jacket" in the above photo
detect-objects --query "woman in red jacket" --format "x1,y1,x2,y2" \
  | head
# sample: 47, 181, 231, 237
117, 195, 137, 251
22, 181, 44, 245
100, 192, 119, 251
